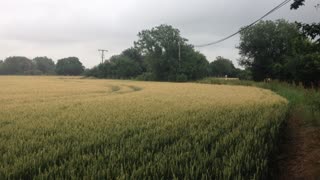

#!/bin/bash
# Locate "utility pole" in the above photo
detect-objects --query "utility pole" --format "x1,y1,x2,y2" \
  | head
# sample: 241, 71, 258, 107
178, 42, 181, 62
173, 31, 181, 68
178, 42, 181, 72
98, 49, 108, 63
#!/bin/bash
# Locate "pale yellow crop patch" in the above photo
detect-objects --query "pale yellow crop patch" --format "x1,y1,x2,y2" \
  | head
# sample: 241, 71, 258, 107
0, 76, 286, 108
0, 76, 287, 179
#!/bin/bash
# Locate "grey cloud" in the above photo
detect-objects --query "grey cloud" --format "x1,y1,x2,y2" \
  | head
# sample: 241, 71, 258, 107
0, 0, 319, 68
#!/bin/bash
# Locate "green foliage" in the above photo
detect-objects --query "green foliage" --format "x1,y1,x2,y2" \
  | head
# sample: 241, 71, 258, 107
87, 24, 209, 82
238, 19, 320, 88
238, 20, 301, 81
296, 22, 320, 44
86, 62, 112, 78
179, 46, 209, 80
110, 55, 143, 78
136, 24, 209, 81
175, 74, 188, 82
290, 3, 320, 88
0, 60, 3, 74
135, 72, 156, 81
290, 0, 305, 9
134, 24, 186, 81
0, 56, 35, 75
33, 57, 56, 75
134, 24, 187, 57
0, 56, 85, 76
199, 77, 254, 86
87, 53, 143, 79
122, 47, 146, 71
296, 53, 320, 88
306, 91, 320, 125
237, 69, 252, 80
209, 56, 238, 77
56, 57, 84, 75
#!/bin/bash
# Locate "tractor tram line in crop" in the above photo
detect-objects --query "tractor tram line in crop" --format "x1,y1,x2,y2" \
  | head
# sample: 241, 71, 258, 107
0, 76, 288, 179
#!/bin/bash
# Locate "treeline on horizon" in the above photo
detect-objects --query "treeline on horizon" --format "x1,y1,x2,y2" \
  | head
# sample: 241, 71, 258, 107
0, 56, 85, 76
1, 19, 319, 88
86, 24, 249, 82
86, 19, 319, 87
85, 24, 250, 82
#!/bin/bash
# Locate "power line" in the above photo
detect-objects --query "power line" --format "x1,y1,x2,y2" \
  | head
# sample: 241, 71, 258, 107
195, 0, 292, 47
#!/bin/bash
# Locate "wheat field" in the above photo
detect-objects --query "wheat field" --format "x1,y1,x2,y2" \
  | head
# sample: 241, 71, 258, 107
0, 76, 287, 179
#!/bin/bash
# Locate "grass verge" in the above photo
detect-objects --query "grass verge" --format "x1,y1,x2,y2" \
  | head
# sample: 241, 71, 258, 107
199, 78, 320, 126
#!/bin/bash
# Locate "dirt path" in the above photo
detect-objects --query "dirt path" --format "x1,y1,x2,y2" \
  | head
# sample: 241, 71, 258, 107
276, 113, 320, 180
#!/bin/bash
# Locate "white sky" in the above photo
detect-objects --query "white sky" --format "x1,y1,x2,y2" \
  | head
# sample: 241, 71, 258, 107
0, 0, 319, 68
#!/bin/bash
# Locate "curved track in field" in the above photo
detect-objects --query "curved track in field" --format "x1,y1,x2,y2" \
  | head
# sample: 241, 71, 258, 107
108, 84, 142, 94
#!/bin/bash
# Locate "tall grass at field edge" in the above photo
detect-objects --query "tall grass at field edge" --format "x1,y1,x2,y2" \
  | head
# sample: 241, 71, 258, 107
199, 78, 320, 126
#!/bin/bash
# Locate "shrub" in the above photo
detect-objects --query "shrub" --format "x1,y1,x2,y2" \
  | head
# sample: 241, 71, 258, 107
176, 74, 188, 82
136, 72, 156, 81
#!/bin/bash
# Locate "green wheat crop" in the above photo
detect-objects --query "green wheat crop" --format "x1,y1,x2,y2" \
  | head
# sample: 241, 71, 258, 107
0, 76, 287, 179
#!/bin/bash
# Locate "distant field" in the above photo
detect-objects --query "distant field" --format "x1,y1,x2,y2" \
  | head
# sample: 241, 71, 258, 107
0, 76, 287, 179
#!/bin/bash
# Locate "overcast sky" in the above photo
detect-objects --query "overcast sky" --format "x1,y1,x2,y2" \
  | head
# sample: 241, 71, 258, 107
0, 0, 319, 68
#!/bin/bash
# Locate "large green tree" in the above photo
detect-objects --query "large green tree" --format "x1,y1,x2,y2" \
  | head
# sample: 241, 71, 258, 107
87, 25, 210, 81
33, 57, 55, 75
238, 20, 302, 81
209, 56, 237, 77
56, 57, 84, 75
0, 56, 35, 75
134, 24, 209, 81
